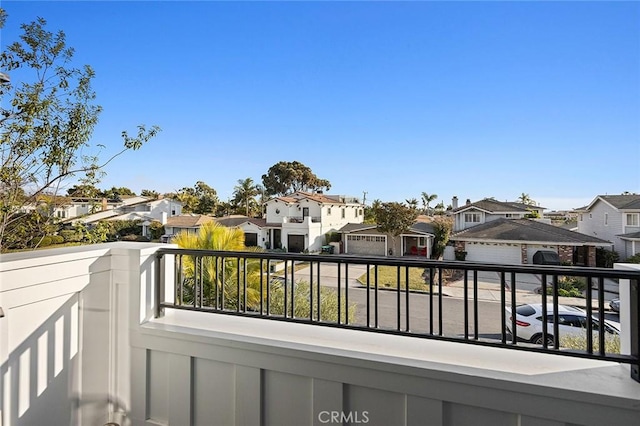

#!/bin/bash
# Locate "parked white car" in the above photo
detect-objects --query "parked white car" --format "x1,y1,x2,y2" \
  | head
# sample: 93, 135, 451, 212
505, 303, 620, 345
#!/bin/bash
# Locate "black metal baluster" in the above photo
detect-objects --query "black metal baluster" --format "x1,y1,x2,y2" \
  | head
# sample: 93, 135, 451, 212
344, 263, 349, 325
586, 276, 593, 354
429, 268, 434, 335
317, 261, 321, 321
438, 267, 443, 336
405, 266, 410, 332
374, 265, 379, 328
337, 262, 342, 325
598, 276, 606, 355
473, 270, 479, 340
396, 266, 401, 331
464, 270, 469, 340
510, 272, 516, 344
500, 271, 506, 344
541, 274, 548, 349
552, 275, 559, 350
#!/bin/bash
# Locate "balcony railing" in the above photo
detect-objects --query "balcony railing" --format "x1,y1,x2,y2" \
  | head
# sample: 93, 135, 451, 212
155, 248, 640, 382
286, 216, 321, 223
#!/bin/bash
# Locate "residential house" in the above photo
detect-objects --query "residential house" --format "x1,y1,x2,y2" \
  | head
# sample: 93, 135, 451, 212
576, 194, 640, 260
338, 222, 435, 257
449, 197, 545, 232
218, 192, 364, 252
450, 218, 611, 266
216, 215, 270, 247
164, 214, 214, 237
68, 196, 181, 229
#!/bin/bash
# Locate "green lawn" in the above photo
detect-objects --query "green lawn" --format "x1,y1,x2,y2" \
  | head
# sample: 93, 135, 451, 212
356, 265, 433, 292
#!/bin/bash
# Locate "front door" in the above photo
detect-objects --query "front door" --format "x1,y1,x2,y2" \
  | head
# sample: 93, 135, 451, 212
273, 229, 282, 249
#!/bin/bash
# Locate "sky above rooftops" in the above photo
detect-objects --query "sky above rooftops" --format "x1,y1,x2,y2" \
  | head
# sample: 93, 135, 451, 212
1, 1, 638, 211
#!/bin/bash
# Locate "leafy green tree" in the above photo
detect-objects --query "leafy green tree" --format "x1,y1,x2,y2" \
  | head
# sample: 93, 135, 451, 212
102, 186, 135, 199
431, 216, 453, 259
363, 199, 381, 224
261, 160, 331, 196
0, 15, 159, 251
177, 181, 218, 214
66, 184, 101, 198
233, 177, 261, 217
373, 201, 418, 255
141, 189, 159, 198
421, 192, 438, 214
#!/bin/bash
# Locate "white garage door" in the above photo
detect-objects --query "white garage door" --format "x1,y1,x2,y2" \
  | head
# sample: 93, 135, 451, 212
346, 235, 387, 256
464, 242, 522, 264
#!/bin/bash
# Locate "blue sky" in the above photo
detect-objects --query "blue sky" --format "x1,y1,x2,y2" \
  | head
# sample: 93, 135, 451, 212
2, 1, 639, 211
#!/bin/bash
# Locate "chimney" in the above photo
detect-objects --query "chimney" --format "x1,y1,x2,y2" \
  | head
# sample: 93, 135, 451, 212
161, 211, 167, 225
466, 199, 471, 205
452, 196, 458, 209
101, 197, 107, 211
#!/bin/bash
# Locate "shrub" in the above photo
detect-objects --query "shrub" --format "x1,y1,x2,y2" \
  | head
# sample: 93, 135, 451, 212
596, 247, 620, 268
51, 235, 64, 244
560, 334, 620, 354
121, 234, 139, 241
38, 236, 53, 247
268, 281, 356, 323
546, 276, 587, 298
454, 250, 467, 261
60, 229, 83, 242
626, 253, 640, 264
149, 221, 165, 240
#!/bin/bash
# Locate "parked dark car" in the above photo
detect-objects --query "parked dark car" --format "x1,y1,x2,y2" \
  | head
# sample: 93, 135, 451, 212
532, 250, 561, 265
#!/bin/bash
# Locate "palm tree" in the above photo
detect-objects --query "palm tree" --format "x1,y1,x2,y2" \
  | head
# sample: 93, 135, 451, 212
173, 222, 264, 310
421, 192, 437, 214
517, 193, 535, 206
405, 198, 419, 210
233, 178, 261, 217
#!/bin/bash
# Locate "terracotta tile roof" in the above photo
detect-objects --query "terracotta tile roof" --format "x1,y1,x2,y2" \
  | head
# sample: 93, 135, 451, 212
165, 214, 214, 228
271, 191, 356, 205
452, 218, 610, 245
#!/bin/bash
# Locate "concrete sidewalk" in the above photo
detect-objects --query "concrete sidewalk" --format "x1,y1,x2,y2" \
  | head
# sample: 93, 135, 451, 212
442, 279, 612, 309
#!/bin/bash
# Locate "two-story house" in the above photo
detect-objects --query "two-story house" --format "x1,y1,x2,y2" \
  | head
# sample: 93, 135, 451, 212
66, 196, 183, 237
449, 197, 545, 232
218, 192, 364, 253
447, 197, 611, 265
576, 194, 640, 260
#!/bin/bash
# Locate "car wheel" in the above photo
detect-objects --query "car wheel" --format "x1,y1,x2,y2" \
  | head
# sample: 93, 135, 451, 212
532, 334, 554, 346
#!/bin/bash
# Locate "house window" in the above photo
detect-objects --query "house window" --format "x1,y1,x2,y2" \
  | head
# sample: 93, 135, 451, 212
327, 207, 331, 215
579, 214, 583, 221
464, 213, 480, 223
341, 208, 345, 219
627, 214, 639, 226
506, 214, 519, 218
604, 213, 608, 226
